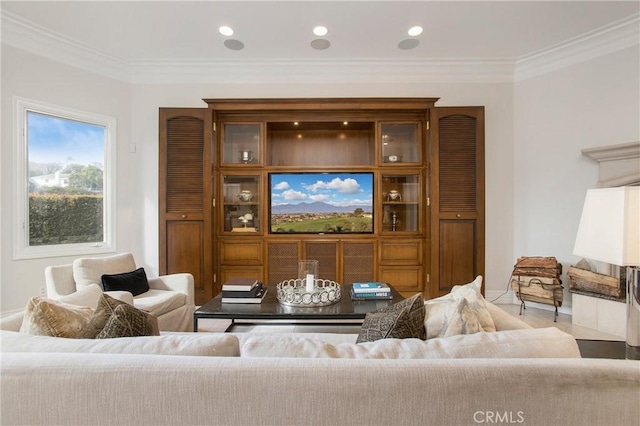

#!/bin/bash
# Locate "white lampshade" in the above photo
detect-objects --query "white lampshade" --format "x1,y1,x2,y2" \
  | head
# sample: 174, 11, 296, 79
573, 186, 640, 266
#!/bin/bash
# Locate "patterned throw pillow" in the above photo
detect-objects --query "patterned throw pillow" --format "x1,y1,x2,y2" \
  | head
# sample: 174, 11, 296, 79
81, 293, 131, 338
95, 303, 159, 339
424, 276, 496, 339
19, 297, 93, 338
356, 294, 426, 343
441, 298, 484, 338
449, 276, 496, 333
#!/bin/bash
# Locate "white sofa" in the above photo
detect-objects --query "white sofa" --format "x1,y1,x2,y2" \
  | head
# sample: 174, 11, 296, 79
44, 252, 195, 332
1, 300, 639, 426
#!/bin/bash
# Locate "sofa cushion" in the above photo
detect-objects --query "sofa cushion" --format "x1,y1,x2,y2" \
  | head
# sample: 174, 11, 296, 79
356, 294, 426, 343
101, 267, 150, 296
96, 303, 160, 339
241, 327, 581, 359
19, 297, 93, 338
133, 289, 186, 316
424, 276, 496, 339
73, 253, 136, 290
1, 330, 240, 356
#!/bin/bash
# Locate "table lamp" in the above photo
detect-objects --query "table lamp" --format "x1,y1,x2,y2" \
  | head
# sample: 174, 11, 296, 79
573, 186, 640, 359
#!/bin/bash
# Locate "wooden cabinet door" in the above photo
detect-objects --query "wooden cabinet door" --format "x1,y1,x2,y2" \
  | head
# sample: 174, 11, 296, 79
159, 108, 213, 305
429, 107, 485, 298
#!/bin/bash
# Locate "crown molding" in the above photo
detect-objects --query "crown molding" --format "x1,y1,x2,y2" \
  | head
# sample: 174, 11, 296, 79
129, 58, 515, 85
1, 11, 131, 82
514, 13, 640, 81
2, 10, 638, 85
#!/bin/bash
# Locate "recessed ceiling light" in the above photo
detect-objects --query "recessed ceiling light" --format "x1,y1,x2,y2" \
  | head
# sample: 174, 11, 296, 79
219, 26, 234, 36
313, 26, 328, 36
408, 26, 423, 36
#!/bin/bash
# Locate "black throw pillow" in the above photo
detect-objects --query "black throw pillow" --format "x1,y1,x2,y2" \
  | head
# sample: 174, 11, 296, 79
101, 267, 150, 296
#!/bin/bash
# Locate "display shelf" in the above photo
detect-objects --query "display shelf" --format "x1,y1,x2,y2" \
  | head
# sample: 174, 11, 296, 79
222, 174, 260, 233
267, 121, 375, 167
381, 123, 420, 164
222, 123, 262, 165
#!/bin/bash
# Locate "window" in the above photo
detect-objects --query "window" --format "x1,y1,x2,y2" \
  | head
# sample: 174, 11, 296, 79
14, 97, 116, 259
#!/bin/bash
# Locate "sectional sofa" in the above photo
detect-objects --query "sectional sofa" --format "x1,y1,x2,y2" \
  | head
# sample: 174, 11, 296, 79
2, 295, 639, 426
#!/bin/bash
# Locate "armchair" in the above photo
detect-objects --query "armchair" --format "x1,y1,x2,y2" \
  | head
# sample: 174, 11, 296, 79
44, 253, 195, 332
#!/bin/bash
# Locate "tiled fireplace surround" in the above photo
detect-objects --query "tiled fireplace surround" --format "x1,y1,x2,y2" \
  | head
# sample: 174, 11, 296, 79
571, 141, 640, 338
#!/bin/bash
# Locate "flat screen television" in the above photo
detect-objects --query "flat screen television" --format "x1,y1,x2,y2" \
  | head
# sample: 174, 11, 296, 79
269, 172, 374, 234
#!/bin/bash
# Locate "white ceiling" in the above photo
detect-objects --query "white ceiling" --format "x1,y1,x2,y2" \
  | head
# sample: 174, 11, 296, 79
2, 1, 639, 83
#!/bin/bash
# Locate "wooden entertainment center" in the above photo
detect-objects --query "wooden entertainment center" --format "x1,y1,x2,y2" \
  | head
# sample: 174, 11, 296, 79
159, 98, 484, 305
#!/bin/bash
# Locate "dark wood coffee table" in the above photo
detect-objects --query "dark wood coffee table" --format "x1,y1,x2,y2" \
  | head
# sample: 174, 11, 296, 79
576, 339, 628, 359
194, 284, 404, 332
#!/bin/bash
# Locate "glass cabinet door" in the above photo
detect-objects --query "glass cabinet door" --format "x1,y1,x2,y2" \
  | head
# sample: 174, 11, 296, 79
222, 123, 261, 165
381, 123, 420, 164
222, 174, 260, 233
380, 174, 420, 233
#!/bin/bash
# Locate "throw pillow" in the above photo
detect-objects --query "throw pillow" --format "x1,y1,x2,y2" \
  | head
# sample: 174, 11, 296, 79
101, 267, 150, 296
72, 253, 136, 290
450, 276, 496, 333
356, 294, 426, 343
441, 298, 484, 338
19, 297, 93, 338
95, 303, 159, 339
81, 293, 133, 338
424, 275, 495, 339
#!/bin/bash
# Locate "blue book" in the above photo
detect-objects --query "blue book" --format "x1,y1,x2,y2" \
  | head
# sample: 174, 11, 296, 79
352, 282, 391, 293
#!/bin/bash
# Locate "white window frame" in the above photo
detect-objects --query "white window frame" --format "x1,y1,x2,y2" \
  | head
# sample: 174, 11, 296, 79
13, 97, 117, 259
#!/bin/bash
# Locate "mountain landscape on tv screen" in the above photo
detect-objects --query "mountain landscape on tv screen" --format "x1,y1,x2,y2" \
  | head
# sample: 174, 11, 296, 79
271, 201, 371, 214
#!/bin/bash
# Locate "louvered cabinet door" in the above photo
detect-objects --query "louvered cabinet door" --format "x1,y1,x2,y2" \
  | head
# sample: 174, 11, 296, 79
159, 108, 213, 305
429, 107, 485, 298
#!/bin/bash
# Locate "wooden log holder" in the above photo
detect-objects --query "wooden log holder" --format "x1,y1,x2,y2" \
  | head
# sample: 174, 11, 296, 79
511, 257, 564, 322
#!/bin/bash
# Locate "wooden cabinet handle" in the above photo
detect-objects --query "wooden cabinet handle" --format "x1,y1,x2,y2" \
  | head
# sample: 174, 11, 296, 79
181, 214, 187, 219
456, 213, 461, 218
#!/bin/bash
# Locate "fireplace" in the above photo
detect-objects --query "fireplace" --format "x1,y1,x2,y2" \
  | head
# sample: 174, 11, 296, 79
570, 141, 639, 338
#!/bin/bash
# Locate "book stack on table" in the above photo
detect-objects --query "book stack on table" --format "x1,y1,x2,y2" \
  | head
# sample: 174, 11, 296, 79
350, 282, 392, 300
221, 278, 267, 304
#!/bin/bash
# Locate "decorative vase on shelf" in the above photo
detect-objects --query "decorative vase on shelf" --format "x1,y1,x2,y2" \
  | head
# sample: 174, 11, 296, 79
238, 190, 254, 202
386, 190, 402, 201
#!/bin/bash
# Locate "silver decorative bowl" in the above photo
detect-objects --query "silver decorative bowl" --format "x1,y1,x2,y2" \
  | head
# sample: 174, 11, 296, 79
276, 279, 341, 307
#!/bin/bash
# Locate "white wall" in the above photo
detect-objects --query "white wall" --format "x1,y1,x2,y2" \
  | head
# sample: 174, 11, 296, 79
0, 46, 133, 312
20, 38, 640, 314
513, 45, 640, 309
